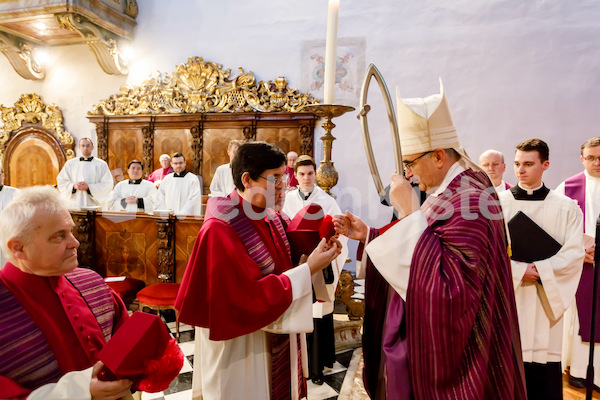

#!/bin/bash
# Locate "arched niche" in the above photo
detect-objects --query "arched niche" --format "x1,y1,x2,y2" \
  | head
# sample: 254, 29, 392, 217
0, 94, 75, 187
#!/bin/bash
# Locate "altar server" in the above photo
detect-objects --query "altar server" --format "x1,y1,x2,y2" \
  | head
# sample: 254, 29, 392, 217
499, 138, 584, 400
283, 155, 349, 384
108, 160, 157, 213
175, 141, 341, 400
56, 137, 114, 210
209, 139, 242, 197
155, 152, 203, 216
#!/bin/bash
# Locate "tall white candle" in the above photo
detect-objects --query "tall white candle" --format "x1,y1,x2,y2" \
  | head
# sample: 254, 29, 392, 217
324, 0, 339, 104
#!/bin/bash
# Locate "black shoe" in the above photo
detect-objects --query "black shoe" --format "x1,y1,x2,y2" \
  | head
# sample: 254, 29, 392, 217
569, 375, 586, 389
311, 376, 324, 385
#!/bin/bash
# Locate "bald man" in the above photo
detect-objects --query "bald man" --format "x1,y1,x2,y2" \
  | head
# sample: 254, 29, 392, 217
479, 149, 511, 192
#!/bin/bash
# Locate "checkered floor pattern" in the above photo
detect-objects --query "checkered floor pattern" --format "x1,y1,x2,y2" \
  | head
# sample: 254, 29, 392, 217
136, 279, 365, 400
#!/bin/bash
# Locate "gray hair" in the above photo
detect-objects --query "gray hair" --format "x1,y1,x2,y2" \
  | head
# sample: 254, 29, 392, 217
0, 186, 70, 262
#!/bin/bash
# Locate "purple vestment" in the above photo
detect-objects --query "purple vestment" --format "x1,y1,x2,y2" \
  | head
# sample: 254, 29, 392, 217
564, 171, 600, 343
362, 169, 527, 399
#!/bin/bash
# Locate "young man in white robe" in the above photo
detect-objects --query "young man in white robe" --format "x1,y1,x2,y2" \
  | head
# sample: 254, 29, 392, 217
282, 155, 349, 384
155, 152, 203, 216
498, 138, 584, 400
108, 160, 157, 213
209, 139, 242, 197
557, 137, 600, 388
56, 137, 114, 210
479, 149, 511, 192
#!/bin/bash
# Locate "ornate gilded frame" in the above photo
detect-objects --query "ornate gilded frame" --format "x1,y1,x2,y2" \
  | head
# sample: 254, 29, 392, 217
0, 93, 75, 174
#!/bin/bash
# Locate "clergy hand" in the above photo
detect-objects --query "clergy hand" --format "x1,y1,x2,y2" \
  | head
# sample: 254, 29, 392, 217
125, 195, 137, 204
306, 237, 342, 275
522, 263, 540, 282
76, 181, 90, 191
90, 361, 133, 400
333, 211, 367, 243
389, 172, 420, 218
585, 246, 595, 265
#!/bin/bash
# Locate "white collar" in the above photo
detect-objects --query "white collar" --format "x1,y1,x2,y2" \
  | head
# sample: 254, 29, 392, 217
517, 182, 544, 195
430, 162, 466, 197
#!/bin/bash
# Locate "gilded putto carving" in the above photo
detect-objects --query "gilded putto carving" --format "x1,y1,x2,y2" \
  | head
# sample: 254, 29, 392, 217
89, 57, 319, 115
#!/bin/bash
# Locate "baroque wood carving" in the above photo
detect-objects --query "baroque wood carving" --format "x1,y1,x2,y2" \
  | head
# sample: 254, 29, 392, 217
72, 211, 96, 271
89, 57, 319, 115
156, 217, 175, 283
336, 270, 365, 320
0, 93, 75, 163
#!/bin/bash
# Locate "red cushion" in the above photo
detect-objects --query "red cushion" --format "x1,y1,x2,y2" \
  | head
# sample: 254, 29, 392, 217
107, 278, 146, 304
137, 283, 180, 306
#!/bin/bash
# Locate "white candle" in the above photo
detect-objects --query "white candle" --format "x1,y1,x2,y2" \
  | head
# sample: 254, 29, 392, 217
324, 0, 339, 104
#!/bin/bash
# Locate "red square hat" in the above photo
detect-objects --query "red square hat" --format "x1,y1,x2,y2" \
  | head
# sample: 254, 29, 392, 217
97, 311, 184, 392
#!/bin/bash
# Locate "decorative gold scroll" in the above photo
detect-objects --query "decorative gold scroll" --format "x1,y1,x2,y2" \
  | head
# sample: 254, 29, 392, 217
89, 57, 319, 115
0, 94, 75, 159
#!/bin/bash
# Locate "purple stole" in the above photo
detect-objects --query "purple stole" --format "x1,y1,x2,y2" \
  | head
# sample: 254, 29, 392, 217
0, 268, 115, 390
205, 196, 306, 400
564, 171, 600, 343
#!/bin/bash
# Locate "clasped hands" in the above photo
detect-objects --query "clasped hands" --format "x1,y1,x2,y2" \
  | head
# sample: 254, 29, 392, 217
74, 181, 89, 191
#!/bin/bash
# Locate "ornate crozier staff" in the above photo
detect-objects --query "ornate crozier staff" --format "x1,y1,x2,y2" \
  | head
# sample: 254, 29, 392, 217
357, 63, 403, 196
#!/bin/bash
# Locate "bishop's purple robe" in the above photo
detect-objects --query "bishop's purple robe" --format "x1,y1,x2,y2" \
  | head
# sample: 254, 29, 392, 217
361, 168, 527, 399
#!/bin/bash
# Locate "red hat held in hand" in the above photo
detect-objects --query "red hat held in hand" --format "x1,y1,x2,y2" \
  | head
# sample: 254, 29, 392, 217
97, 311, 184, 393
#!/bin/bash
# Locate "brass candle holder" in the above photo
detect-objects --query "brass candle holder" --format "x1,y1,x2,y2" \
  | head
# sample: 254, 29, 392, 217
304, 104, 355, 196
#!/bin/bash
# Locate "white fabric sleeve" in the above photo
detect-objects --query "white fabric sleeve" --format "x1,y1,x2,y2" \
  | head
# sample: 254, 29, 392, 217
511, 260, 529, 290
88, 164, 114, 206
262, 263, 313, 333
364, 210, 428, 301
27, 367, 93, 400
535, 206, 584, 321
56, 163, 75, 197
180, 176, 202, 216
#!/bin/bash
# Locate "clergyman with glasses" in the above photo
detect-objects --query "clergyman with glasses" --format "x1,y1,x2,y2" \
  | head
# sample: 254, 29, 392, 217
333, 82, 527, 399
175, 141, 342, 400
557, 136, 600, 390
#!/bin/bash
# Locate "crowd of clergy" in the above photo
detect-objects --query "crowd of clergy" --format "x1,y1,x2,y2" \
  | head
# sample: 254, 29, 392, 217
1, 80, 600, 399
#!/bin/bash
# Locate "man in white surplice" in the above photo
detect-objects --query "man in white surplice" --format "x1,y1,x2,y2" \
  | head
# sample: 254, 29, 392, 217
498, 138, 584, 400
282, 155, 349, 384
0, 167, 19, 267
155, 152, 203, 216
558, 137, 600, 389
56, 137, 114, 210
209, 139, 241, 197
108, 160, 157, 213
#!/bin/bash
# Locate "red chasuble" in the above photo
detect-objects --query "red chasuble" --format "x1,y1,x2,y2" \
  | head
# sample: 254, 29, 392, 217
175, 191, 294, 340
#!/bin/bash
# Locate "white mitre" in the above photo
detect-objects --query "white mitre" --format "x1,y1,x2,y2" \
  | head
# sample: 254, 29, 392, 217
396, 78, 480, 172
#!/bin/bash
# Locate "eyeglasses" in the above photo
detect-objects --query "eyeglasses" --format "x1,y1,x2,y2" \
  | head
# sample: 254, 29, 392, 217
583, 155, 600, 163
403, 151, 433, 172
258, 173, 289, 186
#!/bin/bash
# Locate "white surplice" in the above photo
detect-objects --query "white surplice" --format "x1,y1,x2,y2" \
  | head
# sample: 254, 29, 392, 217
56, 157, 114, 210
192, 264, 313, 400
283, 185, 349, 317
499, 187, 584, 363
107, 179, 157, 213
0, 185, 19, 266
209, 163, 235, 197
155, 172, 202, 216
557, 171, 600, 384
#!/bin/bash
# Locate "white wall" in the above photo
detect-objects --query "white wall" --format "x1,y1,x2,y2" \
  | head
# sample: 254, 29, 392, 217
1, 0, 599, 270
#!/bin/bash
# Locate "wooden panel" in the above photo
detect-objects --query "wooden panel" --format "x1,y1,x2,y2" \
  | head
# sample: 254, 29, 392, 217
9, 137, 59, 187
107, 128, 143, 176
203, 127, 244, 191
174, 218, 202, 283
256, 127, 303, 156
94, 213, 160, 284
154, 128, 193, 166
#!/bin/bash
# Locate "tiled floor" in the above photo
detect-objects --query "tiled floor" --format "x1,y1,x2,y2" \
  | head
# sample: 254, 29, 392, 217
138, 317, 359, 400
138, 277, 366, 400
